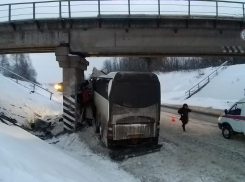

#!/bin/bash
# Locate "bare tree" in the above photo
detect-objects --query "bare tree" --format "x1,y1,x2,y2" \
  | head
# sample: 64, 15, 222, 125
0, 54, 11, 76
10, 54, 38, 83
102, 56, 244, 74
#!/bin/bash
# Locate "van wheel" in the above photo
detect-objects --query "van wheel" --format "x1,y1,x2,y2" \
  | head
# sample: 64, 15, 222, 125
222, 126, 233, 139
92, 119, 99, 133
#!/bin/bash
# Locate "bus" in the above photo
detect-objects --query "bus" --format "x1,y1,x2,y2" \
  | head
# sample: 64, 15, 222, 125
92, 72, 161, 148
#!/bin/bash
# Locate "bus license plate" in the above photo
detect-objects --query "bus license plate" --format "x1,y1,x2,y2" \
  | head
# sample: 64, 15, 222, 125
128, 134, 143, 139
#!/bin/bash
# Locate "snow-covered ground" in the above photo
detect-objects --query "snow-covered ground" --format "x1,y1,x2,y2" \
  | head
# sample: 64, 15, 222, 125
159, 64, 245, 110
1, 63, 245, 182
67, 111, 245, 182
1, 63, 244, 125
0, 74, 62, 127
0, 61, 139, 182
0, 122, 139, 182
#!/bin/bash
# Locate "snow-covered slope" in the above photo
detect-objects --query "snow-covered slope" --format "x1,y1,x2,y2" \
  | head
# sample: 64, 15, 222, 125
0, 74, 62, 127
160, 64, 245, 110
1, 63, 244, 123
0, 123, 139, 182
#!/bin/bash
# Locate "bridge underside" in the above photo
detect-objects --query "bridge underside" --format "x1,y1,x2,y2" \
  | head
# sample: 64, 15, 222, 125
0, 16, 245, 57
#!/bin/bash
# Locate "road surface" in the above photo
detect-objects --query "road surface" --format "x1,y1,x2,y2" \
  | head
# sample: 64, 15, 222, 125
78, 107, 245, 182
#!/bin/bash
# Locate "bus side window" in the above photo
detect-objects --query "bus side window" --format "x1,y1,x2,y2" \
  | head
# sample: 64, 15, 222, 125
94, 78, 110, 99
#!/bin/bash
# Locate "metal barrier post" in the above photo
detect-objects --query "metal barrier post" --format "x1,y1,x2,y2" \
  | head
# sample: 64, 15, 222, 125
59, 1, 62, 19
216, 1, 218, 19
188, 0, 190, 18
98, 0, 100, 16
33, 3, 35, 20
68, 0, 71, 19
128, 0, 131, 15
9, 4, 11, 22
50, 93, 53, 100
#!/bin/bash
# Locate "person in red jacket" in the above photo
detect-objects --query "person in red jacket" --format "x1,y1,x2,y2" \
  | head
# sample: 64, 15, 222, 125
77, 80, 91, 106
77, 80, 95, 127
178, 104, 192, 132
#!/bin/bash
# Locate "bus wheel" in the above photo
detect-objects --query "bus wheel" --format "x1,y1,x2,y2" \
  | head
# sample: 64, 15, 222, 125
92, 119, 99, 133
152, 137, 159, 145
99, 124, 102, 140
107, 139, 114, 149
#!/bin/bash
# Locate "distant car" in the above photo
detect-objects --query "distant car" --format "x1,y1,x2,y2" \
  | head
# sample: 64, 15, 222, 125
54, 83, 63, 92
218, 97, 245, 139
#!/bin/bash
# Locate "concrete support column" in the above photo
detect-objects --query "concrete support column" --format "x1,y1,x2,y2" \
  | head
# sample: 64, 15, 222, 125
55, 46, 89, 131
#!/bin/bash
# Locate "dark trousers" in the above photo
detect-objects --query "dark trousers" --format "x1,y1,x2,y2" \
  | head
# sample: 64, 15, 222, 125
181, 120, 188, 131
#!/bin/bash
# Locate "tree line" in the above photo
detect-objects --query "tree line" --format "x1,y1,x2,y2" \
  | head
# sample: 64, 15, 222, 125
103, 57, 245, 73
0, 54, 38, 83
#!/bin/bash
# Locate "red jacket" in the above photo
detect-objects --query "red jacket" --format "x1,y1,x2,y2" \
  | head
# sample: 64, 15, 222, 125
82, 88, 91, 105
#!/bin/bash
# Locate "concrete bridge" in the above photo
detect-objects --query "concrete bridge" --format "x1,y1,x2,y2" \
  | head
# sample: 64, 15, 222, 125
0, 0, 245, 57
1, 0, 245, 130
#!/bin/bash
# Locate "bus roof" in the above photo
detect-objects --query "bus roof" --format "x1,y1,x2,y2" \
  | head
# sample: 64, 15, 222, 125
99, 72, 159, 82
99, 72, 118, 79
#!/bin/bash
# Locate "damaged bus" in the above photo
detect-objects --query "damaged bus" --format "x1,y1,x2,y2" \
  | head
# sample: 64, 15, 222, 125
92, 72, 161, 148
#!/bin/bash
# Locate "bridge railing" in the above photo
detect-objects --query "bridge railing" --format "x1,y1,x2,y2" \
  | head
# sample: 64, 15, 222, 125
0, 65, 54, 100
185, 61, 228, 99
0, 0, 244, 23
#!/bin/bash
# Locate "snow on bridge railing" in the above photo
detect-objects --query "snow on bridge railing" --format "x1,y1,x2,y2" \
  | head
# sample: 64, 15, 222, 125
0, 0, 244, 23
0, 65, 54, 100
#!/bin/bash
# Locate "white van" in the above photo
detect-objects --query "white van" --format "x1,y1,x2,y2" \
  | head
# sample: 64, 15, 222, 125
218, 98, 245, 139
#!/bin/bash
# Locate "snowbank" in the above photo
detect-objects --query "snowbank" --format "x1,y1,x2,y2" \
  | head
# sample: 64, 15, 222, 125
0, 123, 139, 182
49, 133, 139, 182
0, 74, 62, 126
159, 64, 245, 110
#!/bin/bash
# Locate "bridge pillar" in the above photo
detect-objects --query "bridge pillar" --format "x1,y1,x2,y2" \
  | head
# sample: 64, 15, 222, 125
55, 46, 89, 131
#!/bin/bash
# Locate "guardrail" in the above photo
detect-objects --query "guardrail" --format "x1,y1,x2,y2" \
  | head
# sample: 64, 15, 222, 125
185, 61, 228, 99
0, 66, 53, 100
0, 112, 18, 126
0, 0, 244, 23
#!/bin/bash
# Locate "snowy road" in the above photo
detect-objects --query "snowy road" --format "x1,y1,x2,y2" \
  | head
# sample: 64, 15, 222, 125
161, 106, 218, 124
120, 111, 245, 182
79, 109, 245, 182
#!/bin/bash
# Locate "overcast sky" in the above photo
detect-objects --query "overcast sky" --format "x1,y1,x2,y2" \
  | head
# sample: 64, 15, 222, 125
30, 54, 106, 83
2, 0, 245, 83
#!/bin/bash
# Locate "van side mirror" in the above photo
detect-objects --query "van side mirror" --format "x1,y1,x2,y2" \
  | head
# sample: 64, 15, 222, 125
224, 109, 228, 115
